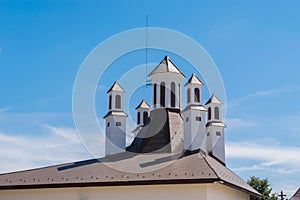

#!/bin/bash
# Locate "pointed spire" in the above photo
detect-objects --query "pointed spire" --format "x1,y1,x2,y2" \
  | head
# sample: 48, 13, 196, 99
107, 81, 125, 93
205, 94, 222, 105
135, 99, 151, 110
184, 73, 204, 86
148, 56, 185, 77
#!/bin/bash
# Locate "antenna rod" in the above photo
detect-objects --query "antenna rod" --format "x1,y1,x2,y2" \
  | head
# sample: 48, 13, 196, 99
145, 14, 148, 87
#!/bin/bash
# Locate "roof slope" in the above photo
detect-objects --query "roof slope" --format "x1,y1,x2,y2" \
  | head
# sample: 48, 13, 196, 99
107, 81, 125, 93
148, 56, 185, 77
0, 152, 260, 198
126, 108, 183, 153
291, 188, 300, 200
135, 99, 151, 110
205, 94, 222, 105
184, 73, 204, 86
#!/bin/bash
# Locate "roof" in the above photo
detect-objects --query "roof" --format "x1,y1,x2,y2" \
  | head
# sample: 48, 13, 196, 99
184, 73, 204, 86
127, 108, 183, 153
132, 126, 142, 134
135, 100, 151, 110
0, 151, 260, 198
205, 94, 222, 105
291, 188, 300, 200
181, 105, 207, 113
206, 121, 226, 127
148, 56, 185, 78
103, 111, 128, 119
107, 81, 125, 93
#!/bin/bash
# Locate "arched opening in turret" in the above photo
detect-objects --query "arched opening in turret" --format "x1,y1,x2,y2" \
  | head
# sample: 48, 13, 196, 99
143, 111, 148, 124
153, 83, 157, 106
214, 107, 220, 120
171, 82, 176, 107
109, 95, 112, 110
208, 107, 211, 120
160, 82, 165, 107
187, 88, 191, 104
116, 95, 121, 109
194, 88, 200, 103
137, 112, 140, 124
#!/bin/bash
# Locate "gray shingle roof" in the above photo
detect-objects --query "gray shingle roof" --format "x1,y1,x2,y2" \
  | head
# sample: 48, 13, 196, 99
107, 81, 125, 93
148, 56, 185, 78
205, 94, 222, 105
126, 108, 183, 153
0, 151, 260, 198
184, 73, 204, 86
103, 111, 128, 119
135, 99, 151, 110
181, 105, 207, 113
206, 121, 226, 127
291, 188, 300, 200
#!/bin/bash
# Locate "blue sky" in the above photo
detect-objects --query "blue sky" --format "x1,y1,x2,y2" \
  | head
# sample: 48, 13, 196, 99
1, 0, 300, 197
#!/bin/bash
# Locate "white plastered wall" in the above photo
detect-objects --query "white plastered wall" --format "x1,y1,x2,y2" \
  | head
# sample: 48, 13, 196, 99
0, 183, 250, 200
183, 109, 206, 151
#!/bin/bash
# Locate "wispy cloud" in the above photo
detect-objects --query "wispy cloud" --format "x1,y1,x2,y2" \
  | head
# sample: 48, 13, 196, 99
225, 118, 257, 131
0, 110, 95, 173
226, 141, 300, 197
46, 124, 81, 144
0, 106, 11, 113
227, 87, 300, 109
226, 141, 300, 170
97, 85, 108, 91
0, 124, 92, 173
228, 89, 280, 108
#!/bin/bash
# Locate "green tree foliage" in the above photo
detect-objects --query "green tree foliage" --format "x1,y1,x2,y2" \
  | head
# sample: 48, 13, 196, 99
247, 176, 277, 200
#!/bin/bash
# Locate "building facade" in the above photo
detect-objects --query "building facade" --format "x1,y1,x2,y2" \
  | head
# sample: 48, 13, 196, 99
0, 56, 261, 200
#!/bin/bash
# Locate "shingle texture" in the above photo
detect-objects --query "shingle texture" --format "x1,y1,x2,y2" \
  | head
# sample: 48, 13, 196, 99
126, 108, 183, 153
0, 151, 260, 198
205, 94, 222, 105
291, 188, 300, 200
127, 108, 183, 153
107, 81, 125, 93
184, 73, 204, 86
148, 56, 185, 77
135, 99, 151, 110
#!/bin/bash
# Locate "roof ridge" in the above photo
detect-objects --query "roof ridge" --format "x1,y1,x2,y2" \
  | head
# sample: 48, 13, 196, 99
135, 99, 151, 110
204, 155, 261, 197
202, 154, 219, 178
148, 56, 185, 77
107, 81, 125, 93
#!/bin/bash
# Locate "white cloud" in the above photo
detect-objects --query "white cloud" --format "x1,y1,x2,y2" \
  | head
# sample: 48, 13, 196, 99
45, 124, 81, 144
0, 107, 11, 119
226, 141, 300, 169
0, 125, 92, 173
0, 108, 110, 174
227, 87, 298, 108
97, 85, 108, 91
226, 140, 300, 197
225, 118, 257, 131
0, 107, 10, 113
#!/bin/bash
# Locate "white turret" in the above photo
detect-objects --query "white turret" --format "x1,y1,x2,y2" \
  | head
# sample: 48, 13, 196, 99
148, 56, 185, 110
132, 100, 150, 136
135, 99, 150, 126
182, 74, 207, 152
103, 81, 127, 156
205, 94, 226, 164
